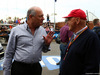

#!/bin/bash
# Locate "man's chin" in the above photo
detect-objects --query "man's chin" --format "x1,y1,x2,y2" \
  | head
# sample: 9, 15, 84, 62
40, 23, 43, 25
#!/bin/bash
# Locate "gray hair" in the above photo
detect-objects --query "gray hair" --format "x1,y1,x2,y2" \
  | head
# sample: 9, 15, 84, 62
27, 8, 36, 20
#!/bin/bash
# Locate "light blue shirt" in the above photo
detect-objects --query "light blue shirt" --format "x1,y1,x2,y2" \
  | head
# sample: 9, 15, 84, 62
3, 22, 50, 75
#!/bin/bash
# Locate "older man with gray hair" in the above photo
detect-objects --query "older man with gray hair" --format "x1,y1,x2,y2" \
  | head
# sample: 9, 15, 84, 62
60, 9, 100, 75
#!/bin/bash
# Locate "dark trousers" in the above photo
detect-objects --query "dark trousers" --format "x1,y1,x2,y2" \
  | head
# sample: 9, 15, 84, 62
11, 61, 42, 75
60, 43, 67, 67
59, 43, 67, 75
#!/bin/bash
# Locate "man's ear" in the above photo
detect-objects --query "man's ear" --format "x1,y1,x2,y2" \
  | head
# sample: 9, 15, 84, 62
76, 17, 80, 24
29, 14, 33, 19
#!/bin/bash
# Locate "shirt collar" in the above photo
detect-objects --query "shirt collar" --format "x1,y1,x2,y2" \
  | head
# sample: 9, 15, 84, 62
24, 21, 28, 30
73, 26, 87, 39
24, 22, 40, 35
24, 21, 32, 33
76, 26, 87, 35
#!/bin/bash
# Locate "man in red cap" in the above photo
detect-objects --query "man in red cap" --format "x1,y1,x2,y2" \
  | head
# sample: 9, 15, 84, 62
60, 9, 100, 75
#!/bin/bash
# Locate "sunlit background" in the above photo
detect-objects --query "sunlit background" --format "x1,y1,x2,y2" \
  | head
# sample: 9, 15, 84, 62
0, 0, 99, 22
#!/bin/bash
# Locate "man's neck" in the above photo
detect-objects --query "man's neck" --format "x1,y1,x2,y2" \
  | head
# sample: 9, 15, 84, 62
27, 21, 36, 35
74, 25, 86, 34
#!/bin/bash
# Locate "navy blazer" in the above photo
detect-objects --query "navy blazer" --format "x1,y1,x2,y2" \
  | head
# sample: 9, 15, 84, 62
60, 28, 100, 75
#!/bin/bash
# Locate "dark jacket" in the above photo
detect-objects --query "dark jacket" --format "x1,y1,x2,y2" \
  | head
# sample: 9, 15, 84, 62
60, 28, 100, 75
92, 26, 100, 39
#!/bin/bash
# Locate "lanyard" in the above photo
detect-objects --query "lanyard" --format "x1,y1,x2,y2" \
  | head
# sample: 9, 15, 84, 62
63, 27, 88, 60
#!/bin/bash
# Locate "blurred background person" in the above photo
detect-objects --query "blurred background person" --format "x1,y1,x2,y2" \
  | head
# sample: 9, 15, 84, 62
92, 18, 100, 39
45, 26, 50, 34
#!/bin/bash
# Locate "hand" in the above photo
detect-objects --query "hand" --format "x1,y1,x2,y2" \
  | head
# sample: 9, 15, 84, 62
43, 31, 55, 46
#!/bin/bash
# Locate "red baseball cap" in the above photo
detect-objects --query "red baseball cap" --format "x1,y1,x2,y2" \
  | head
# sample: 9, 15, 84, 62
63, 9, 87, 20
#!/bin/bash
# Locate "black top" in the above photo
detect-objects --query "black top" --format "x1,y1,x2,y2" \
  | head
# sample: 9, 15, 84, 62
92, 26, 100, 39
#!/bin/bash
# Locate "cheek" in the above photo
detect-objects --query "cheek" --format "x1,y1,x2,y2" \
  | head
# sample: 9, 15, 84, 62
69, 22, 75, 30
68, 24, 72, 31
